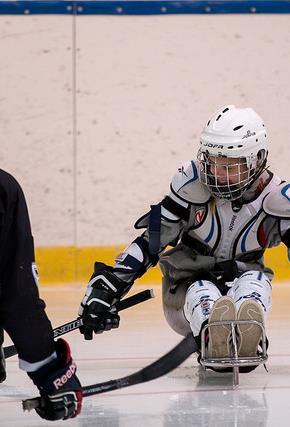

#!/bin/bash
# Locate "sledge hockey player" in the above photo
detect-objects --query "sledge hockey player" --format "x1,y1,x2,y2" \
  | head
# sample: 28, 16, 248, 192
0, 170, 82, 420
79, 105, 290, 369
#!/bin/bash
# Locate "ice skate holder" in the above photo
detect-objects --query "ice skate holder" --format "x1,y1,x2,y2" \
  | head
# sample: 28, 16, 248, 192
199, 320, 268, 388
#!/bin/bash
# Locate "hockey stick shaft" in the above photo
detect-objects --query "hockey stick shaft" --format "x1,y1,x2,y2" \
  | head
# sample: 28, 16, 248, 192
23, 334, 198, 411
4, 289, 154, 359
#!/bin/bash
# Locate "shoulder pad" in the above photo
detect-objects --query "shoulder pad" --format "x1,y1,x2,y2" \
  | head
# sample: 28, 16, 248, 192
134, 210, 150, 229
263, 183, 290, 218
170, 160, 211, 204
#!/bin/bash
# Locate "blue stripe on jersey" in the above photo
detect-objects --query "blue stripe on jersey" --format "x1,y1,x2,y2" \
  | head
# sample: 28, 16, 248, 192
241, 221, 256, 252
204, 215, 215, 243
281, 183, 290, 202
191, 161, 198, 181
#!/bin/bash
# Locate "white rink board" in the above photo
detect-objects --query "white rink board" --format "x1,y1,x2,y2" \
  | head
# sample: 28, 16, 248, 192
0, 14, 290, 246
0, 15, 75, 246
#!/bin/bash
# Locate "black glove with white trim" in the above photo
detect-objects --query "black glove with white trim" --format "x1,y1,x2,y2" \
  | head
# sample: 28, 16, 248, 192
28, 339, 83, 421
78, 262, 130, 340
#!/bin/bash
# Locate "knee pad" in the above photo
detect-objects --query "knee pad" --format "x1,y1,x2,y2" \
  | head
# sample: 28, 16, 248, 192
228, 271, 272, 313
184, 280, 222, 336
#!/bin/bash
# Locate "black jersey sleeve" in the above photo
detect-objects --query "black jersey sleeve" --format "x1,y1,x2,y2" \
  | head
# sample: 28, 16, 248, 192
0, 170, 55, 365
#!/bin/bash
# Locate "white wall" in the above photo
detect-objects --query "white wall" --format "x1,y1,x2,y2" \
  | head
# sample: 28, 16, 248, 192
0, 16, 75, 245
0, 14, 289, 247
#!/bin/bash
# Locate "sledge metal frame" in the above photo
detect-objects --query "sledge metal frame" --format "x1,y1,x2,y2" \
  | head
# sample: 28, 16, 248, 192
199, 320, 268, 388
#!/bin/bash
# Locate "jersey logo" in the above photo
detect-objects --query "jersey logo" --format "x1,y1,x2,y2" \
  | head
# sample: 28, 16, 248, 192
194, 207, 206, 225
178, 166, 188, 177
229, 215, 238, 231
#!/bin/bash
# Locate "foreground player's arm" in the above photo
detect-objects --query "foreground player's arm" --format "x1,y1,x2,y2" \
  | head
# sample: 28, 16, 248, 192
0, 171, 82, 420
79, 161, 210, 339
0, 171, 55, 365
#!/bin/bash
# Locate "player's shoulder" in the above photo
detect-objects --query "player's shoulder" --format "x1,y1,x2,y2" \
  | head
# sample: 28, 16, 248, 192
170, 160, 211, 204
0, 169, 23, 199
263, 176, 290, 219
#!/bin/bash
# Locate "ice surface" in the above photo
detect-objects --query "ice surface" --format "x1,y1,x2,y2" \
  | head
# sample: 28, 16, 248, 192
1, 282, 290, 426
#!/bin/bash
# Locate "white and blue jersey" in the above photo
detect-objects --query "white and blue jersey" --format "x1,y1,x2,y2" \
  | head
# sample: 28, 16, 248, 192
113, 160, 290, 283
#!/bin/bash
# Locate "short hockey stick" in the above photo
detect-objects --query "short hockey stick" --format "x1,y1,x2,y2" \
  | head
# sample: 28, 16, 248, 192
23, 333, 198, 411
4, 289, 154, 360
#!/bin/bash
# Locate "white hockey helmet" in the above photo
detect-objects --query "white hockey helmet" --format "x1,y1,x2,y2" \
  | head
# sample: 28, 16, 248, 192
197, 105, 268, 200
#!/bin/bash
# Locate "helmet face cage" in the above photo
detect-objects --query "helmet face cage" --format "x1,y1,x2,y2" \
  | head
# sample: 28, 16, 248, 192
197, 150, 263, 201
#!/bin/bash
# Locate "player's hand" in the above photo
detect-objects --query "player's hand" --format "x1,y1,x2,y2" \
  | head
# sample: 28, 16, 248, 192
78, 262, 130, 340
28, 339, 82, 421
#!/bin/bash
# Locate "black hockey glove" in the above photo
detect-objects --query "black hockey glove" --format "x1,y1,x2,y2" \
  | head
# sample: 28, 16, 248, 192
214, 260, 239, 283
28, 339, 83, 421
78, 262, 131, 340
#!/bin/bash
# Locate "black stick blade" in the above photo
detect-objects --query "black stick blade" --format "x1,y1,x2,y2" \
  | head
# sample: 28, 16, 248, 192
83, 334, 197, 396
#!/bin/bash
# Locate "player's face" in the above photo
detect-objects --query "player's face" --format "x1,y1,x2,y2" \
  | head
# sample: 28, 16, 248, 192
208, 156, 248, 185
